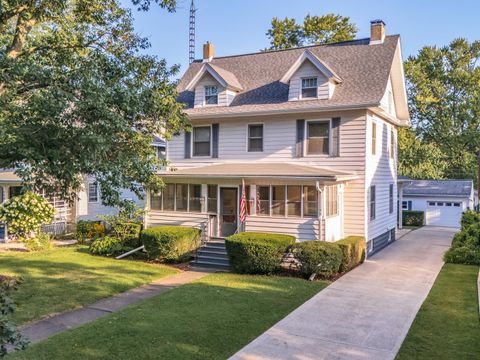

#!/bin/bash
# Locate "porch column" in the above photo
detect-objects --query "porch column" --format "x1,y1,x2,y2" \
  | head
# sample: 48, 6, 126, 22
143, 189, 151, 229
398, 185, 403, 229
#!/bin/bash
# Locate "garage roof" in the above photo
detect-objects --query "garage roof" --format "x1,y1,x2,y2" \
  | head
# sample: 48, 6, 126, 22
403, 179, 473, 198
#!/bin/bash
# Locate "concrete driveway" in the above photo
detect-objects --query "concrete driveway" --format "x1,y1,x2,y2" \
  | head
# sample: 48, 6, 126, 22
230, 227, 456, 360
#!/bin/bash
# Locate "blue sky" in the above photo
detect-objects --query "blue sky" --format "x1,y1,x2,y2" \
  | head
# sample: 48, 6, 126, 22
121, 0, 480, 77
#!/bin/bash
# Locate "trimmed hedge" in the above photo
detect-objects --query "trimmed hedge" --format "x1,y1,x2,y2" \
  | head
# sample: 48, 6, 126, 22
444, 213, 480, 265
335, 236, 366, 272
460, 210, 480, 230
291, 241, 343, 278
402, 210, 424, 227
225, 232, 295, 274
141, 226, 201, 262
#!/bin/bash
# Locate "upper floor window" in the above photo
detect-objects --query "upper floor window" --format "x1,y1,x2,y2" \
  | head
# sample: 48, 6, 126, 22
88, 182, 99, 203
156, 146, 166, 161
193, 126, 211, 157
301, 77, 318, 98
371, 122, 377, 155
204, 85, 218, 105
248, 124, 263, 152
307, 121, 329, 155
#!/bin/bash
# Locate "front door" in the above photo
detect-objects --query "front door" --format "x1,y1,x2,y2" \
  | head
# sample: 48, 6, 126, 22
220, 188, 238, 237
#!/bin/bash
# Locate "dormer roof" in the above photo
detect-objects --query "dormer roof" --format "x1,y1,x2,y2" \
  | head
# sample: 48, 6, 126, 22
280, 50, 342, 84
185, 63, 243, 92
177, 35, 409, 124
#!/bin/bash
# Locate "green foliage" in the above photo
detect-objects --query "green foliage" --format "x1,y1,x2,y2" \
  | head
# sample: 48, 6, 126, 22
141, 226, 201, 262
291, 241, 343, 278
225, 232, 295, 274
444, 212, 480, 265
21, 232, 53, 252
402, 210, 425, 227
335, 236, 366, 272
0, 0, 188, 205
0, 276, 28, 357
404, 38, 480, 184
75, 220, 106, 244
0, 192, 54, 237
398, 128, 448, 179
460, 210, 480, 230
266, 13, 357, 50
89, 236, 124, 257
100, 202, 143, 248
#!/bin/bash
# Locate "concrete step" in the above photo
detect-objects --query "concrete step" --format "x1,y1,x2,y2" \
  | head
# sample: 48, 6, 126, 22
197, 249, 228, 258
197, 253, 229, 262
193, 259, 230, 270
204, 242, 227, 250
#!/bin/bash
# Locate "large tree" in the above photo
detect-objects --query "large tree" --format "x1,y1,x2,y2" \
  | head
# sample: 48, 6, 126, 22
0, 0, 188, 205
403, 38, 480, 183
266, 13, 357, 50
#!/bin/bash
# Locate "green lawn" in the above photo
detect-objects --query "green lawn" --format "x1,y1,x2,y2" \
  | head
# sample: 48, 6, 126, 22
0, 246, 178, 325
396, 263, 480, 360
8, 273, 327, 360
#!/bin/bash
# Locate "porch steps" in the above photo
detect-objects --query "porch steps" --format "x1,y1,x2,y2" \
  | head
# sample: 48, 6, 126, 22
193, 237, 230, 270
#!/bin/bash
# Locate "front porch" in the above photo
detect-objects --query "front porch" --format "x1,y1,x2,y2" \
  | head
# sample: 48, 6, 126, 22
146, 163, 358, 243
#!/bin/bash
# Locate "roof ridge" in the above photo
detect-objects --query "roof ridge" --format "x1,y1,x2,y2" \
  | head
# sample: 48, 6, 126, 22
192, 35, 400, 62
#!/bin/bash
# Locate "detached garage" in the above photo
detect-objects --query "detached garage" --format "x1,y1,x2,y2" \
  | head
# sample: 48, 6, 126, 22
401, 179, 475, 228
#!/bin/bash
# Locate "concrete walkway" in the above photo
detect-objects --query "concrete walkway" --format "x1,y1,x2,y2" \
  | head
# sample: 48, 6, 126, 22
231, 226, 456, 360
21, 268, 214, 343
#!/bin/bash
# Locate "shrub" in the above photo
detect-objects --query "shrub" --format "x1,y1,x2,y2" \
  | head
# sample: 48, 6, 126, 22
225, 232, 296, 274
291, 241, 343, 278
460, 210, 480, 230
75, 220, 106, 243
100, 203, 144, 248
141, 226, 201, 262
0, 192, 54, 238
1, 276, 28, 356
443, 246, 480, 265
21, 232, 53, 252
89, 236, 124, 257
335, 236, 366, 272
402, 210, 424, 227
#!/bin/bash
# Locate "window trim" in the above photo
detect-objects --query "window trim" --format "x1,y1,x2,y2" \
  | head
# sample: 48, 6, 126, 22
191, 125, 212, 158
304, 119, 331, 157
204, 85, 218, 106
300, 76, 318, 99
371, 121, 377, 156
88, 181, 99, 203
246, 123, 264, 152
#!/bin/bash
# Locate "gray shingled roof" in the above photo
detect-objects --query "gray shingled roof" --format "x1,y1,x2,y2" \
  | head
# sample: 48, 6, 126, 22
403, 179, 473, 198
177, 36, 399, 116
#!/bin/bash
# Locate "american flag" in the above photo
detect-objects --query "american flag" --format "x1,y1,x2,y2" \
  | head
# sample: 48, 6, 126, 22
240, 179, 247, 224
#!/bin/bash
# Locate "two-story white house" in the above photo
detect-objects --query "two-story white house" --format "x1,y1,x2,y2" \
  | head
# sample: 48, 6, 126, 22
145, 20, 410, 257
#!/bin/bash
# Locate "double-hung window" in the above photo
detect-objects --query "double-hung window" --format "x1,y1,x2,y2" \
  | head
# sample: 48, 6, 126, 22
204, 85, 218, 105
301, 77, 318, 98
248, 124, 263, 152
307, 121, 329, 155
370, 185, 376, 220
88, 182, 98, 203
193, 126, 211, 157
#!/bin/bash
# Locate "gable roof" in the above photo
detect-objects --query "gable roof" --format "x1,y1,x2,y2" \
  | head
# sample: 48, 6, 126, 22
185, 63, 243, 92
177, 35, 409, 122
280, 50, 342, 84
403, 179, 474, 198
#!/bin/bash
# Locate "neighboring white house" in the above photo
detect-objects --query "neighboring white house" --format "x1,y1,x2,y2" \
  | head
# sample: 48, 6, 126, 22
401, 179, 475, 228
145, 20, 411, 257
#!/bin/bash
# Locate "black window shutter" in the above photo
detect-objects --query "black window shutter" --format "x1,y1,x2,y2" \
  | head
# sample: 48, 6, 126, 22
212, 123, 219, 158
296, 119, 305, 157
331, 117, 341, 157
184, 131, 191, 159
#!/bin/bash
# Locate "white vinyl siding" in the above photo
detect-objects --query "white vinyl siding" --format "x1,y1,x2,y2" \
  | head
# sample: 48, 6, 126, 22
165, 110, 367, 237
288, 60, 330, 101
366, 113, 398, 241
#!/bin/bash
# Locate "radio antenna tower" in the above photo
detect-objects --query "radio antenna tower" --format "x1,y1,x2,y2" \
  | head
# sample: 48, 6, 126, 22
189, 0, 196, 64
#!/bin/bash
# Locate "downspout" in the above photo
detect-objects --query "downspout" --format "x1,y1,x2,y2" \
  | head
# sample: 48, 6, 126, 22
316, 181, 323, 241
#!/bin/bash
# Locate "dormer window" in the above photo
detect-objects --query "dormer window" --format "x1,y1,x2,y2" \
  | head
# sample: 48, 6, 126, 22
301, 77, 318, 99
205, 85, 218, 105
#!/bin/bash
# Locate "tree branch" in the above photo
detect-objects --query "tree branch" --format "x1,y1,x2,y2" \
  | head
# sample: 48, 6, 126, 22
7, 12, 37, 59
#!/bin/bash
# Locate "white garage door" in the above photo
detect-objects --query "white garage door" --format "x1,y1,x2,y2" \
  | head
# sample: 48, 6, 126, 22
426, 201, 462, 228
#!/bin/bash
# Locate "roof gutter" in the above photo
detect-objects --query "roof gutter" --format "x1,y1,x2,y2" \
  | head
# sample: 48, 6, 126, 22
186, 102, 380, 120
158, 174, 358, 182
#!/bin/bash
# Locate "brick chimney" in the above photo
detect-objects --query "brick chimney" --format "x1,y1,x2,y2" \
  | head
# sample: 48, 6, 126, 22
203, 41, 214, 62
370, 20, 385, 45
